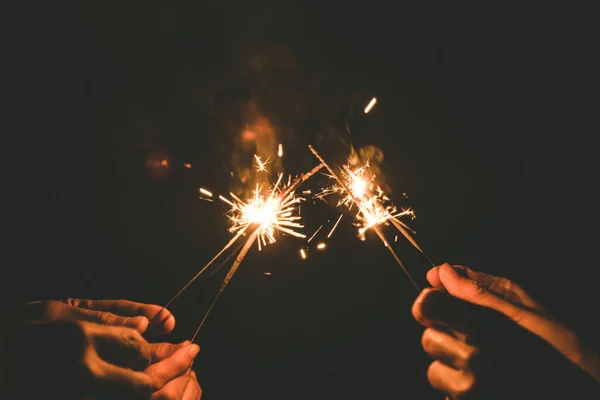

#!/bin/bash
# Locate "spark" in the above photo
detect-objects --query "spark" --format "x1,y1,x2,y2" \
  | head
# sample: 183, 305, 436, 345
184, 163, 192, 168
316, 242, 326, 250
364, 97, 377, 113
299, 248, 307, 259
327, 214, 344, 238
309, 144, 421, 290
316, 160, 415, 241
254, 154, 270, 172
307, 225, 323, 243
199, 188, 213, 197
264, 272, 272, 276
220, 176, 306, 251
278, 143, 284, 157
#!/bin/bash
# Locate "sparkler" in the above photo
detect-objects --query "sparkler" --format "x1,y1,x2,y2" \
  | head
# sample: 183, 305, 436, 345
151, 158, 325, 341
309, 144, 428, 290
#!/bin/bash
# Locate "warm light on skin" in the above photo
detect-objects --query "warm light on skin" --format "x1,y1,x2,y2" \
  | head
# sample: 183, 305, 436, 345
364, 97, 377, 113
316, 242, 326, 250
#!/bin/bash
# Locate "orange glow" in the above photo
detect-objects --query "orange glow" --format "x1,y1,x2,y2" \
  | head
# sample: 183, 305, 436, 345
316, 242, 326, 250
184, 163, 192, 168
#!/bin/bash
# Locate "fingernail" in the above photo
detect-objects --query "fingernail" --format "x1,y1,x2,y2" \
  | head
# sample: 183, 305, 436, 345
179, 340, 191, 347
188, 344, 200, 357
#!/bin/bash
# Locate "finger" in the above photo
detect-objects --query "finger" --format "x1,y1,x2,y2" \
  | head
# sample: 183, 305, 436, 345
149, 340, 191, 363
426, 267, 443, 288
411, 288, 471, 337
437, 263, 533, 325
421, 328, 479, 370
66, 298, 175, 334
69, 306, 149, 333
428, 264, 498, 290
90, 324, 152, 371
427, 360, 476, 399
151, 369, 200, 400
19, 300, 150, 332
145, 343, 200, 390
185, 371, 202, 400
89, 355, 155, 399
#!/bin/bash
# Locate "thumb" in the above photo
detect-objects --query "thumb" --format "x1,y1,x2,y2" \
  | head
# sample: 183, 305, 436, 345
437, 263, 529, 325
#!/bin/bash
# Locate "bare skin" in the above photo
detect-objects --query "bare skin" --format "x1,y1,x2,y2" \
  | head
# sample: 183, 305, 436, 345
0, 298, 201, 399
412, 263, 600, 399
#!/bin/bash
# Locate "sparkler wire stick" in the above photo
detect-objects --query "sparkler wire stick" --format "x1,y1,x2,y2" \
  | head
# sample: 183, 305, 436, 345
188, 163, 325, 337
147, 163, 324, 333
390, 218, 436, 268
160, 227, 250, 310
308, 144, 420, 291
190, 230, 259, 343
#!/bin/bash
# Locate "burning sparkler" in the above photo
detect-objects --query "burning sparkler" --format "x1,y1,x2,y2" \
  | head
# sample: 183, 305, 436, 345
309, 144, 432, 290
152, 158, 324, 341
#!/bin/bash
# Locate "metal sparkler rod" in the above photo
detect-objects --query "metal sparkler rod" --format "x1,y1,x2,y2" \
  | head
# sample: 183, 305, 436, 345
190, 230, 259, 342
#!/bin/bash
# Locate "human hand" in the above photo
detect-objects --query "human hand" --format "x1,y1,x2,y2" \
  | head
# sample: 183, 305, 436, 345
14, 298, 176, 335
412, 263, 600, 399
1, 298, 201, 399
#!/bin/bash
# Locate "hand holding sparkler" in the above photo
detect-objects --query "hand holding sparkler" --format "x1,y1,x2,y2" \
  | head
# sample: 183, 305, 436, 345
0, 298, 201, 399
412, 263, 600, 399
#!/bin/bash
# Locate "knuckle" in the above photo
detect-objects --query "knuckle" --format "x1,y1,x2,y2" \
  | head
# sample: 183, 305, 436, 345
64, 297, 79, 307
471, 279, 489, 295
146, 369, 171, 390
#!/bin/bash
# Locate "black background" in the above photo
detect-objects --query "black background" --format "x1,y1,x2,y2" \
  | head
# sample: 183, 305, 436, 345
5, 2, 599, 399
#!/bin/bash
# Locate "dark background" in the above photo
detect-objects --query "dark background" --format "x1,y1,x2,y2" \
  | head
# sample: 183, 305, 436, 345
5, 2, 599, 399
